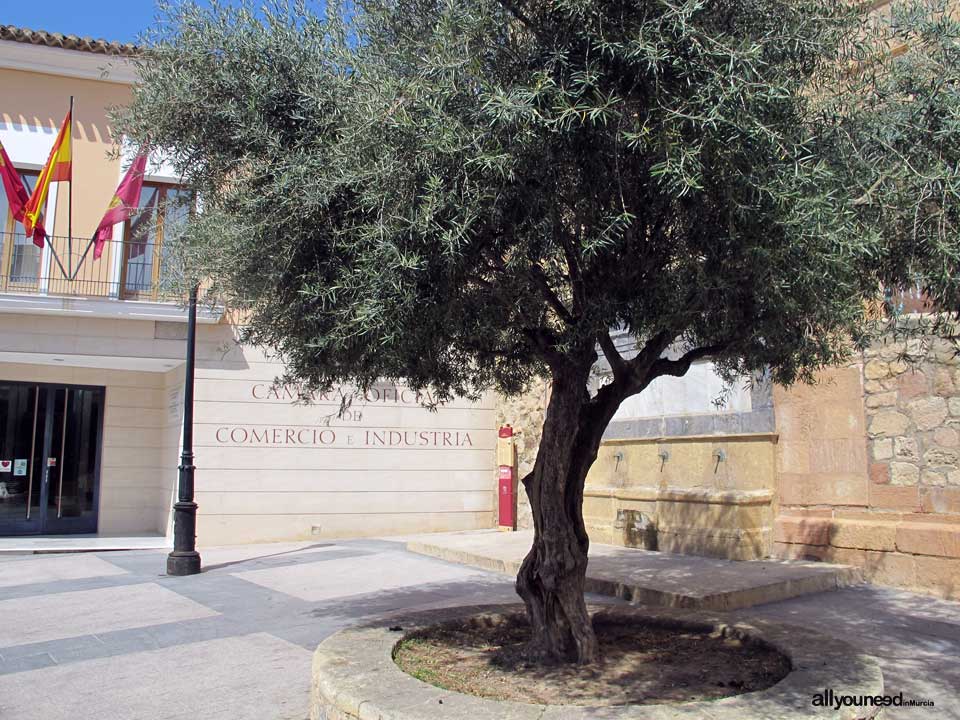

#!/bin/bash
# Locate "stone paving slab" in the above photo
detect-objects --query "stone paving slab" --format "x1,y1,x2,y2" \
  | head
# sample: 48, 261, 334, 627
0, 633, 311, 720
233, 550, 488, 602
406, 530, 863, 610
0, 582, 219, 647
0, 554, 128, 587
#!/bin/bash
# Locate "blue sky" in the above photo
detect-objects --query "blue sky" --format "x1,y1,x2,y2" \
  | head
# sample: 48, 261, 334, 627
5, 1, 333, 45
4, 1, 164, 43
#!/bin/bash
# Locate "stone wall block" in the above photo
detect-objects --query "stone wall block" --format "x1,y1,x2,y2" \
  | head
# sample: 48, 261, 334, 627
893, 436, 919, 461
933, 368, 956, 396
921, 470, 946, 487
949, 397, 960, 417
863, 550, 917, 589
869, 462, 889, 485
920, 486, 960, 513
930, 338, 960, 365
924, 446, 960, 469
914, 555, 960, 599
868, 411, 910, 438
863, 359, 890, 380
896, 371, 929, 402
872, 438, 893, 460
906, 397, 948, 431
864, 380, 885, 393
932, 427, 959, 448
895, 522, 960, 558
869, 483, 921, 511
829, 519, 897, 551
774, 516, 831, 546
865, 392, 897, 409
889, 461, 920, 486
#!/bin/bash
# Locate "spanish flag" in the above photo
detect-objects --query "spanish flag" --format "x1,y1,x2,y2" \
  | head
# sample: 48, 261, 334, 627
0, 140, 47, 247
23, 110, 72, 242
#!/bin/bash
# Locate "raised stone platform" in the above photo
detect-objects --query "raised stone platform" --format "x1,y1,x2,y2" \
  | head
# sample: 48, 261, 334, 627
311, 604, 885, 720
406, 530, 862, 611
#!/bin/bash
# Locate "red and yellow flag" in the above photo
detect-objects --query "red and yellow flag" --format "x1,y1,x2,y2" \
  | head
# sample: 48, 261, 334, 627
0, 140, 47, 247
93, 154, 148, 259
22, 110, 72, 240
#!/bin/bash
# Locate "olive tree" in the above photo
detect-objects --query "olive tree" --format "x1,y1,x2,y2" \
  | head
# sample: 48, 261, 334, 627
118, 0, 960, 664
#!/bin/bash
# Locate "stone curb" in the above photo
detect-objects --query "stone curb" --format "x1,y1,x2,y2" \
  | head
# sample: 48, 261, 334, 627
405, 540, 864, 611
311, 604, 885, 720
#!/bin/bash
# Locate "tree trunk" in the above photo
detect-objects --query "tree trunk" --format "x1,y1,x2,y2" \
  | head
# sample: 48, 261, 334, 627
515, 365, 613, 665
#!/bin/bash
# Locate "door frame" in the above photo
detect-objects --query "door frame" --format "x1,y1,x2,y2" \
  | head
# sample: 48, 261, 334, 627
0, 380, 106, 536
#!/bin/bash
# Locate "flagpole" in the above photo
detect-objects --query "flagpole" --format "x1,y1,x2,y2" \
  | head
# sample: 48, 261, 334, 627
67, 96, 74, 278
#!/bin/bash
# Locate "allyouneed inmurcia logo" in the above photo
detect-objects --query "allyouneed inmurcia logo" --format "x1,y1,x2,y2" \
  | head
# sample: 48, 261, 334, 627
812, 689, 935, 710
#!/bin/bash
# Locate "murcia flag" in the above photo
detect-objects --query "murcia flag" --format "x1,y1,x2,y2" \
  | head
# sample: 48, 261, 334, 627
92, 154, 148, 259
0, 140, 46, 247
23, 110, 72, 241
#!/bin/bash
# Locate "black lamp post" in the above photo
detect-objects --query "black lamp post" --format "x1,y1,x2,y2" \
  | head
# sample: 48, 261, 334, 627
167, 284, 202, 576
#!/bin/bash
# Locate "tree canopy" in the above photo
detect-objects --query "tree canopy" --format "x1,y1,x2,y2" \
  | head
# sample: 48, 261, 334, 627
120, 0, 959, 406
119, 0, 960, 663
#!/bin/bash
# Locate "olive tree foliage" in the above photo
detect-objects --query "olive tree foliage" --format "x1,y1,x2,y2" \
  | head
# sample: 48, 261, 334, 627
117, 0, 960, 663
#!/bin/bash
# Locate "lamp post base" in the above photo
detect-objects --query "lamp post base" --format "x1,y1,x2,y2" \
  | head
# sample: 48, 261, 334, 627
166, 550, 202, 576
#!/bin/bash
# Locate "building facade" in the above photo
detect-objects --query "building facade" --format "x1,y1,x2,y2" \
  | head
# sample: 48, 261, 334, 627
0, 28, 496, 545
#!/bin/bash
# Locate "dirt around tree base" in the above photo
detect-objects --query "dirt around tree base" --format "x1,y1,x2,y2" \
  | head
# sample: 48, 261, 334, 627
393, 611, 791, 706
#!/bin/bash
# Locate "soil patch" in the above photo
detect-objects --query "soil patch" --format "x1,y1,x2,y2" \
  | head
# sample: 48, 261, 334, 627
393, 612, 791, 706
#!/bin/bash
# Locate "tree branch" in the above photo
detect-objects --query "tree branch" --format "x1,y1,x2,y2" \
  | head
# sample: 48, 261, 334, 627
521, 326, 567, 369
529, 264, 576, 325
496, 0, 535, 30
558, 232, 586, 315
648, 343, 725, 380
597, 332, 627, 380
624, 330, 673, 384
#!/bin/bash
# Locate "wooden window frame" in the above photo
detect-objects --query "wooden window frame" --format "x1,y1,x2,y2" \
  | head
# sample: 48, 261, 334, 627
0, 170, 42, 293
119, 182, 187, 301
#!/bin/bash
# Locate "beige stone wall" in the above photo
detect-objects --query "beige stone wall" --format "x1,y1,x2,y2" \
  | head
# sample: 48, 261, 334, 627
773, 337, 960, 600
584, 435, 777, 560
190, 339, 497, 545
1, 313, 497, 543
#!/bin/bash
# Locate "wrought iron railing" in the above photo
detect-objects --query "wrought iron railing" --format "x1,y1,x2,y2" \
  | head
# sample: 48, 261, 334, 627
0, 230, 182, 301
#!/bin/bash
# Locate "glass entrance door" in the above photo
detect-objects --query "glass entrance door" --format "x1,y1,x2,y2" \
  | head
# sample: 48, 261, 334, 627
0, 382, 104, 536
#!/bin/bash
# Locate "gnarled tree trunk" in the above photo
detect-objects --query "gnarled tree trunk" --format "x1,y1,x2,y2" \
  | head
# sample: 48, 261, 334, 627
515, 364, 620, 665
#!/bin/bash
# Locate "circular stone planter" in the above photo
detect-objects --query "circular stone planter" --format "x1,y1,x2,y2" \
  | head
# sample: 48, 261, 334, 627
311, 604, 884, 720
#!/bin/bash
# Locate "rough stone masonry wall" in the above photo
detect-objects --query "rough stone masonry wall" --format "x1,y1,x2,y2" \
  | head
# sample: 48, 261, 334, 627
494, 379, 549, 530
775, 333, 960, 601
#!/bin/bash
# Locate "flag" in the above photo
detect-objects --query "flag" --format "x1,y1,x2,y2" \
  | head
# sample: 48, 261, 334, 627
23, 110, 72, 241
92, 154, 148, 259
0, 140, 47, 247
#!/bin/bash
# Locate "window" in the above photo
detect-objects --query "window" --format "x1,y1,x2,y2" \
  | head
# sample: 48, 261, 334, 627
120, 183, 191, 300
0, 171, 42, 291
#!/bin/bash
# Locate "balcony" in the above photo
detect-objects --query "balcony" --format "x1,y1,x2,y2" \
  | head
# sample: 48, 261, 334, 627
0, 229, 218, 325
0, 230, 182, 302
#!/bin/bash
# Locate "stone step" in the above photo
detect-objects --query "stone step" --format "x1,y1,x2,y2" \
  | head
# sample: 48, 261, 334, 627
406, 529, 863, 611
0, 534, 170, 555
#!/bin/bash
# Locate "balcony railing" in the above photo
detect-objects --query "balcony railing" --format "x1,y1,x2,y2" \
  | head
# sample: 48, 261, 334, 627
0, 231, 182, 302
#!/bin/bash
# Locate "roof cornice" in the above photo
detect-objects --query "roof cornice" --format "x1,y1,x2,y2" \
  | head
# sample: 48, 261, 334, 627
0, 26, 139, 56
0, 36, 138, 84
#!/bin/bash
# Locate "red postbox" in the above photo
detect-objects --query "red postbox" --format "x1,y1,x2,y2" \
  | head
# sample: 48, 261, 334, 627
497, 424, 516, 531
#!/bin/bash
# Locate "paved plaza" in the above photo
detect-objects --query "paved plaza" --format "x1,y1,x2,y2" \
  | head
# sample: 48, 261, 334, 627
0, 538, 957, 719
